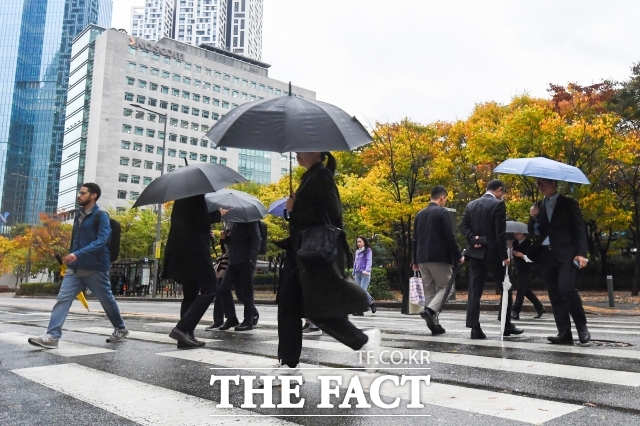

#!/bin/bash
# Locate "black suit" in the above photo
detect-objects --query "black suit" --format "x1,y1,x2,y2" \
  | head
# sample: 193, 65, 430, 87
528, 194, 588, 334
219, 221, 261, 324
413, 202, 461, 265
460, 193, 512, 329
512, 238, 543, 313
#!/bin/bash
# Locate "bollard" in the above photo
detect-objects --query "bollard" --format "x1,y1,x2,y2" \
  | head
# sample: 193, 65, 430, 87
607, 275, 615, 308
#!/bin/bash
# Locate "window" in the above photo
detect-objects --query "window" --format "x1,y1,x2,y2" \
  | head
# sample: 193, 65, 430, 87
133, 142, 142, 151
148, 98, 157, 107
267, 86, 273, 94
191, 122, 199, 131
171, 103, 179, 112
130, 191, 139, 200
161, 71, 170, 79
203, 96, 210, 104
275, 88, 281, 95
213, 99, 220, 106
120, 157, 129, 166
189, 152, 197, 160
150, 83, 158, 91
147, 114, 156, 122
152, 53, 159, 61
180, 120, 189, 129
167, 164, 176, 171
121, 140, 131, 149
233, 76, 239, 84
156, 162, 163, 170
122, 124, 132, 134
222, 101, 229, 109
231, 103, 238, 109
145, 144, 154, 153
161, 85, 169, 94
214, 71, 221, 79
183, 62, 191, 70
139, 65, 147, 74
117, 190, 127, 199
181, 106, 189, 114
172, 88, 180, 96
127, 62, 136, 70
203, 82, 211, 90
223, 74, 230, 81
139, 50, 148, 58
232, 90, 238, 98
202, 110, 210, 119
213, 85, 220, 92
200, 139, 208, 147
124, 92, 134, 101
180, 136, 188, 144
143, 177, 153, 185
131, 175, 140, 184
169, 133, 177, 142
200, 154, 208, 162
128, 47, 136, 55
156, 147, 164, 156
134, 126, 144, 136
172, 74, 180, 82
201, 124, 209, 132
204, 68, 211, 75
158, 131, 165, 140
193, 79, 201, 87
258, 84, 265, 92
174, 59, 182, 67
190, 137, 198, 145
132, 159, 142, 167
162, 56, 170, 64
250, 81, 256, 89
182, 91, 190, 99
242, 79, 248, 86
192, 108, 200, 116
160, 100, 168, 109
195, 65, 201, 73
210, 156, 217, 163
144, 160, 153, 169
126, 77, 135, 85
170, 118, 178, 127
220, 157, 227, 165
135, 111, 144, 119
250, 95, 256, 101
136, 95, 146, 104
168, 149, 176, 157
241, 92, 247, 100
222, 87, 229, 95
179, 150, 187, 158
150, 68, 159, 76
220, 147, 227, 151
183, 77, 191, 85
118, 173, 128, 182
193, 94, 200, 102
212, 113, 219, 120
123, 108, 133, 117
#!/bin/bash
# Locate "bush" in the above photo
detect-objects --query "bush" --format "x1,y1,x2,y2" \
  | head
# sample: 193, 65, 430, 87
15, 282, 61, 296
368, 267, 396, 301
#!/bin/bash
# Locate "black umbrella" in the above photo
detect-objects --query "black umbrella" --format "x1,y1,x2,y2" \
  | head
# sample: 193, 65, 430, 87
204, 189, 267, 223
132, 163, 248, 208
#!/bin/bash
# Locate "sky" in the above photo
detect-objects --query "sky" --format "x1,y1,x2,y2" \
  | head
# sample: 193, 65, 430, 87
112, 0, 640, 126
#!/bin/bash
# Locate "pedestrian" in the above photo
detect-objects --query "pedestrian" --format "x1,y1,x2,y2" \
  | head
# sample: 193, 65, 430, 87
352, 236, 376, 316
459, 179, 523, 339
412, 185, 464, 335
511, 232, 545, 320
528, 178, 590, 345
263, 151, 380, 387
28, 183, 128, 349
216, 219, 261, 331
162, 195, 227, 348
205, 234, 228, 331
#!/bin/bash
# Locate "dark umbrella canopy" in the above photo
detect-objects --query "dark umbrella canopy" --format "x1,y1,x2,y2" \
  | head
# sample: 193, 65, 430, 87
204, 189, 267, 223
205, 96, 373, 153
132, 163, 248, 208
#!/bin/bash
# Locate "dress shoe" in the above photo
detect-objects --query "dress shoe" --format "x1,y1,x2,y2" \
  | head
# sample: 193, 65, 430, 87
189, 334, 206, 347
547, 332, 574, 345
470, 328, 486, 339
576, 325, 591, 345
218, 318, 240, 331
511, 311, 520, 320
169, 327, 200, 348
503, 324, 524, 336
433, 325, 446, 335
370, 302, 377, 314
352, 312, 364, 316
235, 321, 253, 331
205, 322, 223, 331
178, 335, 205, 349
420, 308, 437, 333
534, 307, 547, 319
253, 314, 259, 326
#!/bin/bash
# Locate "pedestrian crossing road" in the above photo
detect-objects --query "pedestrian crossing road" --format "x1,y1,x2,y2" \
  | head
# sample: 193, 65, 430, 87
1, 298, 639, 425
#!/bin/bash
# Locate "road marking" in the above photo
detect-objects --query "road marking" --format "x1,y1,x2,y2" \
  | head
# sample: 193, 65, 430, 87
0, 332, 114, 357
11, 363, 297, 425
64, 326, 219, 345
158, 348, 582, 423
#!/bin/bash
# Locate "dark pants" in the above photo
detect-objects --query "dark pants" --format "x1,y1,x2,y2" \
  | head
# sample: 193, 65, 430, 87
466, 257, 513, 329
176, 279, 216, 335
538, 250, 587, 334
212, 278, 224, 324
277, 253, 367, 368
512, 272, 543, 313
219, 260, 258, 323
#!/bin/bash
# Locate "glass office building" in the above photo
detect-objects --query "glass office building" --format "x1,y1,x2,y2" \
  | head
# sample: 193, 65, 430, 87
0, 0, 112, 225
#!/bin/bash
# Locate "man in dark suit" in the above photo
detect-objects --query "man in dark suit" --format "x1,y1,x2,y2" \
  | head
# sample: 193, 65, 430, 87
528, 178, 590, 345
218, 220, 261, 331
412, 186, 464, 335
511, 233, 545, 319
460, 179, 523, 339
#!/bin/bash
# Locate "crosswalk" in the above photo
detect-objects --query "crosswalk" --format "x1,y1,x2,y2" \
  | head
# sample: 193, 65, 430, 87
2, 309, 640, 425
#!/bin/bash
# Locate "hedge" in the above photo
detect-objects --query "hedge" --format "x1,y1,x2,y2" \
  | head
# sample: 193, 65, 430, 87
15, 282, 61, 296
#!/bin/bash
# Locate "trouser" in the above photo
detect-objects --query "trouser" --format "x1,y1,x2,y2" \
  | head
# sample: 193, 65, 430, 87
354, 272, 374, 305
538, 250, 587, 334
418, 262, 453, 323
176, 278, 216, 335
512, 272, 543, 313
212, 278, 225, 324
219, 260, 258, 323
466, 257, 513, 329
47, 270, 125, 339
277, 253, 368, 368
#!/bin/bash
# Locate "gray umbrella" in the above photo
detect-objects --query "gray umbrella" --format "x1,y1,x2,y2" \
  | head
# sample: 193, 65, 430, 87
132, 163, 248, 208
204, 95, 373, 153
506, 221, 528, 234
205, 189, 267, 223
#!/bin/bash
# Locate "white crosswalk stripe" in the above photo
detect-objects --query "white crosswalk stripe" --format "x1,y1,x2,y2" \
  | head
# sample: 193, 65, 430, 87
0, 332, 114, 357
63, 326, 220, 345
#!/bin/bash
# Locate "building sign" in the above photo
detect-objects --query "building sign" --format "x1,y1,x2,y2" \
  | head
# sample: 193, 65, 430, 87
129, 37, 184, 61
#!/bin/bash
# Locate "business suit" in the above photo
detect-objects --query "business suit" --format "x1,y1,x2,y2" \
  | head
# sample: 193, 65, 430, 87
460, 193, 513, 330
528, 194, 588, 337
413, 202, 461, 320
219, 220, 261, 324
512, 238, 543, 314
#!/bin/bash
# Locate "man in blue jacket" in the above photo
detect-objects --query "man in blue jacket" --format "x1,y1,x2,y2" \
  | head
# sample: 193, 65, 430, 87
28, 183, 128, 349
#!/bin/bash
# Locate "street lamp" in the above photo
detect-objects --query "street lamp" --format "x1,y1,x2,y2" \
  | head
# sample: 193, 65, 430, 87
130, 103, 167, 298
11, 173, 39, 284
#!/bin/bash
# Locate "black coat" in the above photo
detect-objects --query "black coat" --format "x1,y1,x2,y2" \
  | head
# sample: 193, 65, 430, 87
225, 221, 260, 266
287, 161, 370, 318
413, 202, 461, 265
459, 193, 508, 262
512, 238, 535, 274
528, 194, 587, 263
162, 195, 221, 284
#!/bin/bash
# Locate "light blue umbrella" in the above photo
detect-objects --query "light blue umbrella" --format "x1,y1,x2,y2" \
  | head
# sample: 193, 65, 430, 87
494, 157, 590, 184
268, 197, 288, 217
205, 189, 267, 223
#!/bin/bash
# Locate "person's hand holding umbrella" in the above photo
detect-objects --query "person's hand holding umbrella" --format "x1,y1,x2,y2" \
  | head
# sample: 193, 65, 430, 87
285, 195, 295, 213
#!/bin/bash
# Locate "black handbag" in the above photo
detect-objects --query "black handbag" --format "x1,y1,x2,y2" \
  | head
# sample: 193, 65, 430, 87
297, 224, 344, 265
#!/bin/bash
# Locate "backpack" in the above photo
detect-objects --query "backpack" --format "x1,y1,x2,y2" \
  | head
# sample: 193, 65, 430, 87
258, 220, 268, 255
93, 210, 121, 262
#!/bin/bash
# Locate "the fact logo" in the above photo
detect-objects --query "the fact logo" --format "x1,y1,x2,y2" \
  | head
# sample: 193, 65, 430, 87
128, 36, 184, 61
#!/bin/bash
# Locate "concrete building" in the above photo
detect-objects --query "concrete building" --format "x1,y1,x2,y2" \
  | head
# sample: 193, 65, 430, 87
130, 1, 175, 41
226, 0, 263, 60
57, 25, 314, 215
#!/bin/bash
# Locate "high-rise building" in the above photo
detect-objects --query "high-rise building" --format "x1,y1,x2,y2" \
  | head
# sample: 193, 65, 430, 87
131, 0, 263, 61
0, 0, 112, 225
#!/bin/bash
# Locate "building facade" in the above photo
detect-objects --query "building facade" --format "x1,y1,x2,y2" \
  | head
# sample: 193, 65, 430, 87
132, 0, 263, 61
0, 0, 112, 225
57, 26, 314, 214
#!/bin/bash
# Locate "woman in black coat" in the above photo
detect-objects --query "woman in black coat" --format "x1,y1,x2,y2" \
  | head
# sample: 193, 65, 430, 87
265, 151, 381, 386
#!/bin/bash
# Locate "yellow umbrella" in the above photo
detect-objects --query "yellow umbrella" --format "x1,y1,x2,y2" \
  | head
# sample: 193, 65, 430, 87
60, 263, 89, 311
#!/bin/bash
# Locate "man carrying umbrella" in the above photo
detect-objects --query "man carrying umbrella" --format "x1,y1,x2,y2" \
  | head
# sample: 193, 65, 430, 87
460, 179, 524, 339
528, 178, 590, 345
